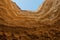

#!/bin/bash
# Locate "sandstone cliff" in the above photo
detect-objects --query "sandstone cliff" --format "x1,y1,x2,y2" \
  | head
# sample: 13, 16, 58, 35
0, 0, 60, 40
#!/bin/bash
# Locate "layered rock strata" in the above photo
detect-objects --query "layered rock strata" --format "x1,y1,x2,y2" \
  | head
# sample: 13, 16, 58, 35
0, 0, 60, 40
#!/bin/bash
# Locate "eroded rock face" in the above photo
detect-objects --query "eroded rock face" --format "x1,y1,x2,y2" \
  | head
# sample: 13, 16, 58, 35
0, 0, 60, 40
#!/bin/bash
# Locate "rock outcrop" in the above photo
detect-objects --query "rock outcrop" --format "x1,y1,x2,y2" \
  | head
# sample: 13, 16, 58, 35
0, 0, 60, 40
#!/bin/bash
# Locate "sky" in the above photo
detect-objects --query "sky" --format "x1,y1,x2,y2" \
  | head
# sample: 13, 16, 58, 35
12, 0, 44, 11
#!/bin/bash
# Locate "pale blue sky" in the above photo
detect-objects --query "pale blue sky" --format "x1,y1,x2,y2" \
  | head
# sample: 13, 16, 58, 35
12, 0, 44, 11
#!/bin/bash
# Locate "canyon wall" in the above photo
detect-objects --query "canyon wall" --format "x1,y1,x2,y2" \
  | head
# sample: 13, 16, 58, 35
0, 0, 60, 40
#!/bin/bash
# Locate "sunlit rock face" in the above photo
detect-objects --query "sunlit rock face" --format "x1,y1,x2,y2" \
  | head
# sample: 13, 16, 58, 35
0, 0, 60, 40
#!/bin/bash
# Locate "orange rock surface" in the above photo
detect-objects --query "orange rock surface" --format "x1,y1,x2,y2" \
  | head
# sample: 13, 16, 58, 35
0, 0, 60, 28
0, 0, 60, 40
